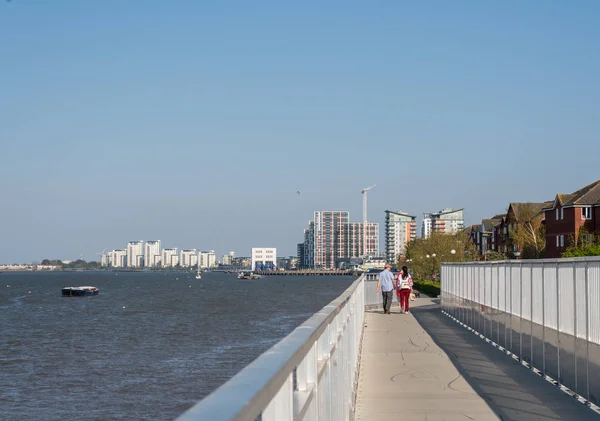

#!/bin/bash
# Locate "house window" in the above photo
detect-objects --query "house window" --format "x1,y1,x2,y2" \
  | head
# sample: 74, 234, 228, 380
556, 209, 559, 220
560, 208, 564, 220
560, 235, 565, 247
582, 207, 592, 220
556, 236, 560, 248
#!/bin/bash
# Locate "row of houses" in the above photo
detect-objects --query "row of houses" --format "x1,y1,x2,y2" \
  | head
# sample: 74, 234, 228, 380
465, 180, 600, 259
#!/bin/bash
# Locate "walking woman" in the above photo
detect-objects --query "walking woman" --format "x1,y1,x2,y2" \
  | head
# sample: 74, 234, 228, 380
396, 266, 413, 314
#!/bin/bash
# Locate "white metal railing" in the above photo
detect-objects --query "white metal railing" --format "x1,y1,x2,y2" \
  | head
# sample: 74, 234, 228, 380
441, 257, 600, 408
175, 274, 365, 421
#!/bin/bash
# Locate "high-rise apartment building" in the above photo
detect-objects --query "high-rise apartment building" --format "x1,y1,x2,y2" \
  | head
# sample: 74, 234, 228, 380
313, 211, 349, 269
222, 252, 235, 266
346, 222, 379, 258
385, 211, 417, 265
144, 240, 161, 267
301, 211, 379, 269
108, 249, 127, 268
199, 250, 216, 269
180, 249, 198, 267
127, 241, 144, 268
161, 248, 178, 267
422, 208, 465, 238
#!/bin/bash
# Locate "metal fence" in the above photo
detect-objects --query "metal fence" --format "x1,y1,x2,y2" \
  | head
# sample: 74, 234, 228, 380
175, 274, 365, 421
441, 257, 600, 406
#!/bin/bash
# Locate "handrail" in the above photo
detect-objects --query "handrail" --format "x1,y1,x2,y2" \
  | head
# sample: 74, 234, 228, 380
175, 274, 365, 421
442, 256, 600, 265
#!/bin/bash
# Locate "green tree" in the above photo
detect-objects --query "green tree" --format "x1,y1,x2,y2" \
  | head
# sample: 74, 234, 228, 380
510, 203, 546, 259
562, 229, 600, 257
403, 232, 479, 280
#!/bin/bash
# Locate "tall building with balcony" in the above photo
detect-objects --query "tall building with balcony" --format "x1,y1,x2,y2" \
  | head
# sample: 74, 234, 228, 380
108, 249, 127, 268
161, 248, 178, 267
346, 222, 379, 258
144, 240, 161, 267
222, 252, 235, 266
422, 209, 465, 238
199, 250, 216, 269
300, 211, 379, 269
180, 249, 198, 267
385, 211, 417, 265
127, 241, 144, 268
313, 211, 350, 269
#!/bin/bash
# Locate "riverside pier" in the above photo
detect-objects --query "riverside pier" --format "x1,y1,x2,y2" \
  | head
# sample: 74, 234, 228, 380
254, 269, 356, 276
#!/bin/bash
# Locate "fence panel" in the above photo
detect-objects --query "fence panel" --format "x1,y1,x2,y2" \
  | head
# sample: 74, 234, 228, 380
441, 257, 600, 408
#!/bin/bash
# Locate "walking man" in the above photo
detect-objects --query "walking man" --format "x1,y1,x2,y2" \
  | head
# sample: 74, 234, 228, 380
376, 264, 395, 314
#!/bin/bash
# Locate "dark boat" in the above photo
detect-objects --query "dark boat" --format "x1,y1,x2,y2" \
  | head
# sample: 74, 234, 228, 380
61, 286, 99, 297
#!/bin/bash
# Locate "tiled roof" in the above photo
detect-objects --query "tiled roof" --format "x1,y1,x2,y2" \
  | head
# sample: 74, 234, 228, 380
491, 214, 506, 220
563, 180, 600, 206
464, 224, 480, 235
482, 219, 495, 232
510, 201, 552, 219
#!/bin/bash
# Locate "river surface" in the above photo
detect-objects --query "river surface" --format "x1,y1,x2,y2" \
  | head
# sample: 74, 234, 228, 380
0, 271, 354, 421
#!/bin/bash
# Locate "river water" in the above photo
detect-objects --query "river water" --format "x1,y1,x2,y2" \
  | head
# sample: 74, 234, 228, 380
0, 271, 354, 421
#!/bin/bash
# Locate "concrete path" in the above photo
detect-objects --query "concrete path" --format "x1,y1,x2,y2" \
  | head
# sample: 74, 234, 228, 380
354, 298, 599, 421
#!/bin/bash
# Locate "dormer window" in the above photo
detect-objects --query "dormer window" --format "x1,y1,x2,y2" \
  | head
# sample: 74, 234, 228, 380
583, 207, 592, 220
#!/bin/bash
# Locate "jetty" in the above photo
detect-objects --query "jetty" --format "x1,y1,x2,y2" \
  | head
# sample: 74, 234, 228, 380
254, 269, 357, 276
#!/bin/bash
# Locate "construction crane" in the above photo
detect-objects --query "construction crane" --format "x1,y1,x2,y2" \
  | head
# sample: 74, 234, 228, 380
360, 185, 376, 223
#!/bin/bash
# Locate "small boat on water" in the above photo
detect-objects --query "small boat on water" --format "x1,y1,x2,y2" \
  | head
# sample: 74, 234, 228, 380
237, 271, 261, 280
62, 286, 99, 297
195, 261, 202, 279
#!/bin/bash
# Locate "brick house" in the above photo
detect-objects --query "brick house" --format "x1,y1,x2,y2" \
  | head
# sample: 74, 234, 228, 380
544, 180, 600, 258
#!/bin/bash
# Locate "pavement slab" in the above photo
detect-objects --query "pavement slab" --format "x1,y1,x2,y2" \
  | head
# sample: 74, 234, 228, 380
354, 298, 599, 421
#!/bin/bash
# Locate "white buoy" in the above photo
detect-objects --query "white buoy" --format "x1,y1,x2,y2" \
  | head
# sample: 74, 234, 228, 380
28, 291, 32, 294
123, 306, 126, 309
6, 285, 10, 288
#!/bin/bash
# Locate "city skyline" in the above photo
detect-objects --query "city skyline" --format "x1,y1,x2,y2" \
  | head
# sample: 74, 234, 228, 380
2, 2, 599, 263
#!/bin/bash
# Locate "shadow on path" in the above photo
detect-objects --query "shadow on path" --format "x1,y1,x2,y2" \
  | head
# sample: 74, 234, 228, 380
411, 304, 599, 421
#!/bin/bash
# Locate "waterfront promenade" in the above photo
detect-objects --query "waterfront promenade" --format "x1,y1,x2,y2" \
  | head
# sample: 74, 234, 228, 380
355, 298, 599, 421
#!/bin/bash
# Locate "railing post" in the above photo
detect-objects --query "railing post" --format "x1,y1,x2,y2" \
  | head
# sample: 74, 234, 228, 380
573, 260, 577, 393
556, 261, 561, 382
542, 261, 546, 375
585, 260, 590, 400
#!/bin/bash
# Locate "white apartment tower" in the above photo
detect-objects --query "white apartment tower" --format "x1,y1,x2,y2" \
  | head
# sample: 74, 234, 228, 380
385, 211, 417, 265
108, 249, 127, 268
127, 241, 144, 268
222, 251, 235, 266
180, 249, 198, 268
144, 240, 161, 267
422, 208, 465, 238
161, 248, 178, 267
199, 250, 216, 269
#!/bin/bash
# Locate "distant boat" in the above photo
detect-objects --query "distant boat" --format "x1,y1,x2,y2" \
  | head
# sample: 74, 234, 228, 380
62, 286, 99, 297
237, 271, 261, 280
195, 261, 202, 279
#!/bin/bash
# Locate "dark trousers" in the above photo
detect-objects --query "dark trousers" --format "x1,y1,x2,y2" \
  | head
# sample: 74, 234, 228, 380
382, 291, 393, 313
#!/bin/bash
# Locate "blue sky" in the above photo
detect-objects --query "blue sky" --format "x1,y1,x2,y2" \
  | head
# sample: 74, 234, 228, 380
1, 1, 599, 263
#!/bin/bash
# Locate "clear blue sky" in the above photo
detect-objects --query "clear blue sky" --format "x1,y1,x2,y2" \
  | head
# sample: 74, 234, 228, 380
1, 1, 599, 263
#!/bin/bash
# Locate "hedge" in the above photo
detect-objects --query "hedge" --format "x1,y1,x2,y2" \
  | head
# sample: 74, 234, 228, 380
412, 280, 441, 297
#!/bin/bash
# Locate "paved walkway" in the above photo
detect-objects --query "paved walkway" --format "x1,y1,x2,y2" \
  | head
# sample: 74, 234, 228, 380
355, 298, 599, 421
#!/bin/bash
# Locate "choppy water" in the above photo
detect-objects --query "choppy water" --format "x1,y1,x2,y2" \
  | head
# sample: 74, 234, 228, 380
0, 271, 353, 421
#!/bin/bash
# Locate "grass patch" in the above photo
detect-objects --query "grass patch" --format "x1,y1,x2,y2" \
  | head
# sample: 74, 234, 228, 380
413, 280, 440, 297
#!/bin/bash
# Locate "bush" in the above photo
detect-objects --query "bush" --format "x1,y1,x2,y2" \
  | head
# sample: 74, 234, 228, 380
413, 279, 440, 297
